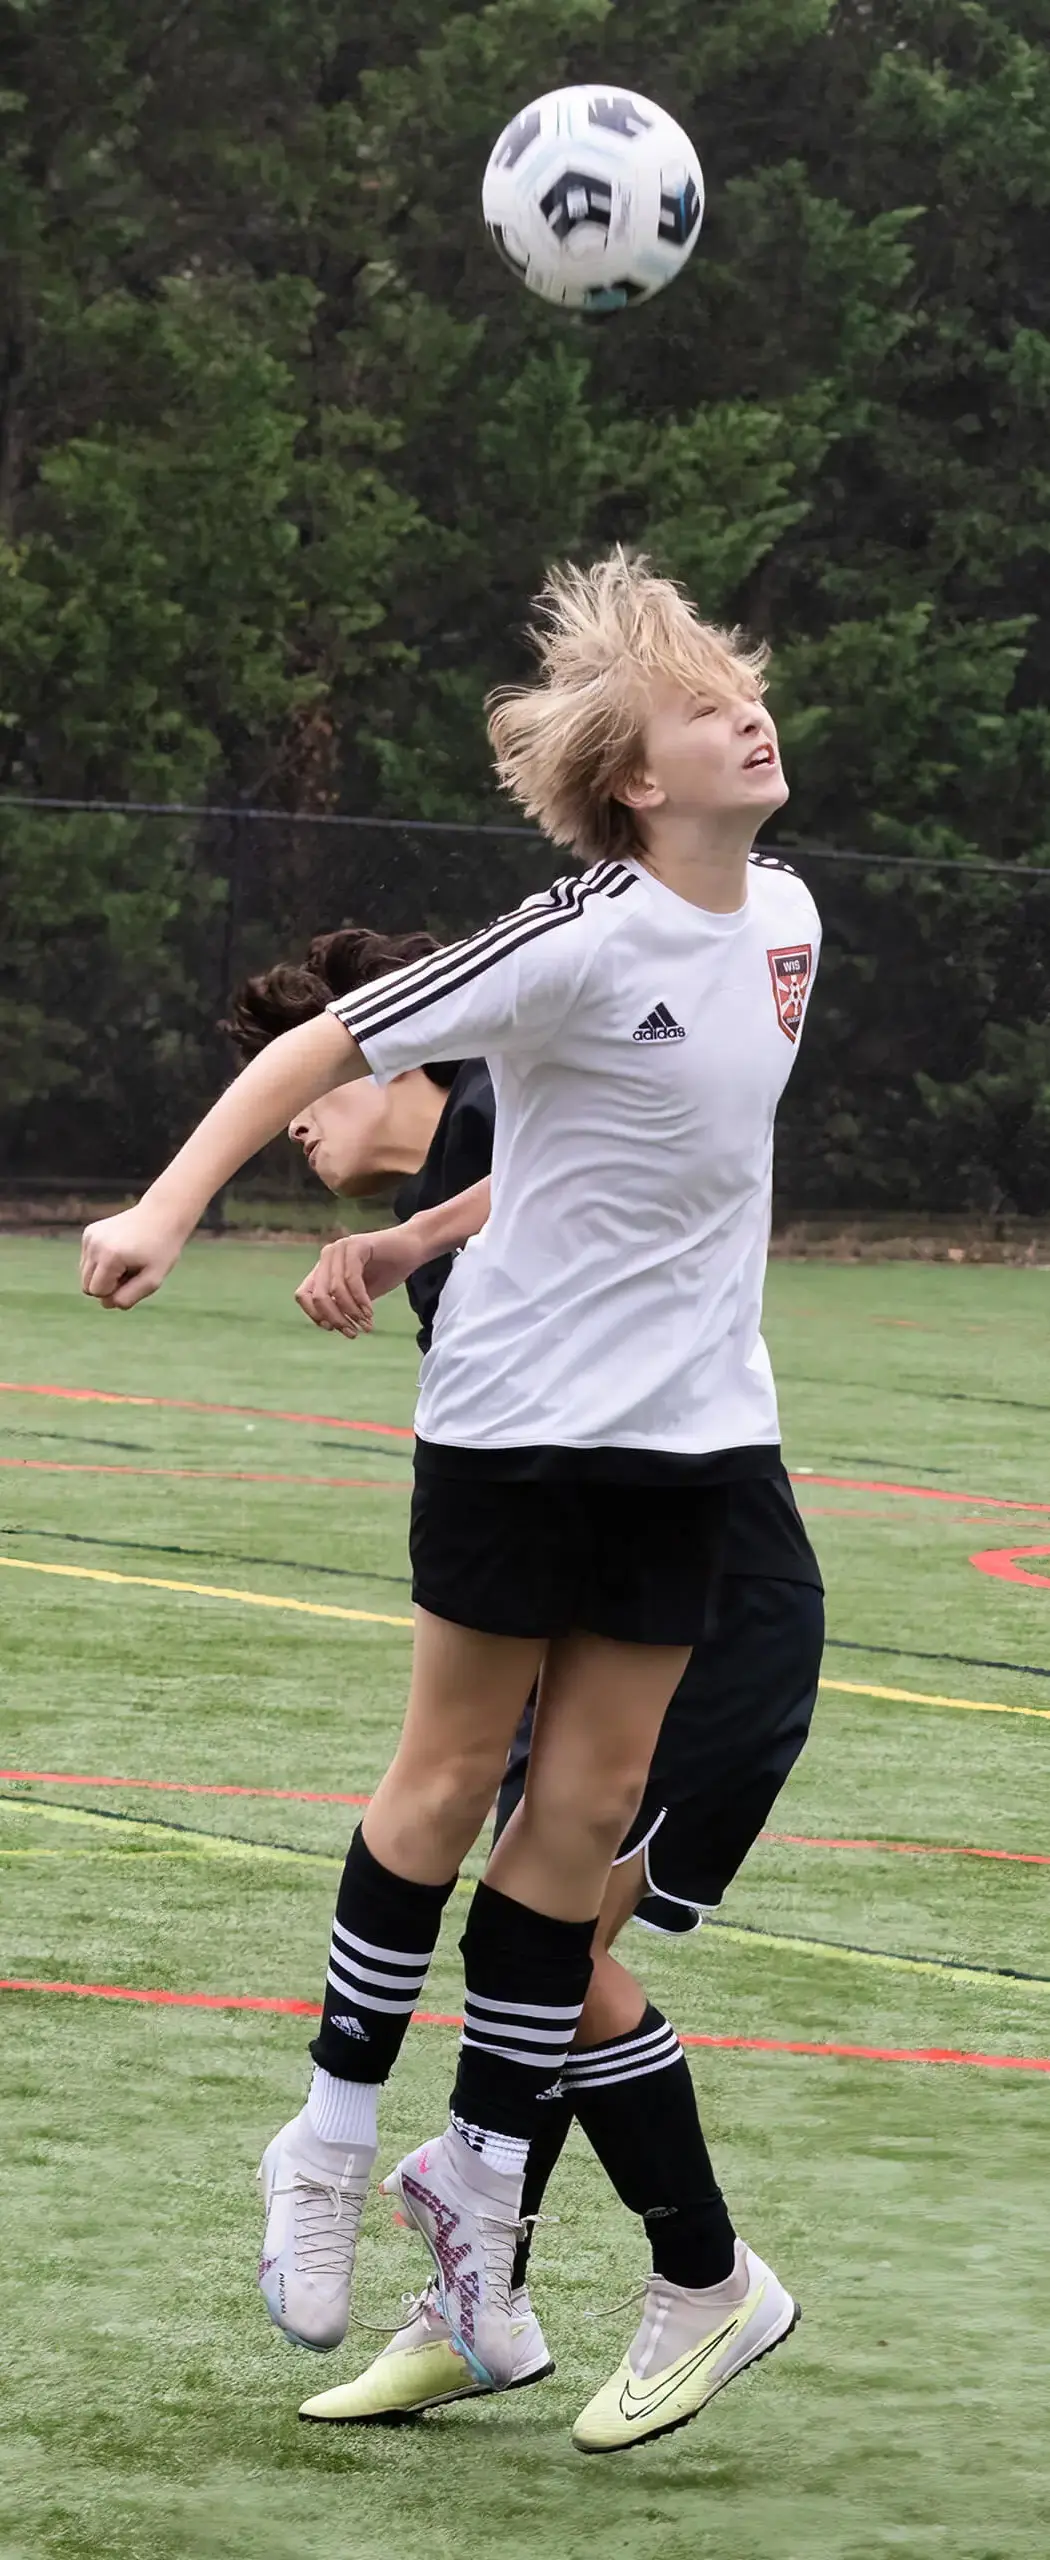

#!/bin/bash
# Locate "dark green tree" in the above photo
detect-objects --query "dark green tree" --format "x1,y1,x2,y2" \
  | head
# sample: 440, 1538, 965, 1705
1, 0, 1048, 1206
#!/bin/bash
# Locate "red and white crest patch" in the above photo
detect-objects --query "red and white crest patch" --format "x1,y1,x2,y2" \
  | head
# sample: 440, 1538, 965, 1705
767, 943, 812, 1043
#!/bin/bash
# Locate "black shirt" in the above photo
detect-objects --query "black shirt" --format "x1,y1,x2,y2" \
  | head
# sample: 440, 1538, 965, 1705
393, 1058, 822, 1590
394, 1059, 496, 1356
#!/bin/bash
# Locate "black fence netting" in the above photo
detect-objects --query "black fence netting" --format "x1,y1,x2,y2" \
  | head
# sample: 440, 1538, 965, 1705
2, 799, 1049, 1220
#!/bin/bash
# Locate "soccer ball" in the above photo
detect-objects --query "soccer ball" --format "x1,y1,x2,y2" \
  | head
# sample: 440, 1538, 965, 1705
481, 85, 704, 313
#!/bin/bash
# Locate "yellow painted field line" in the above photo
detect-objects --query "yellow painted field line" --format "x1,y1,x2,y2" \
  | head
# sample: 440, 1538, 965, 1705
708, 1921, 1050, 1994
820, 1676, 1050, 1723
4, 1801, 1041, 1995
3, 1551, 1048, 1723
3, 1829, 1040, 1992
0, 1797, 479, 1882
0, 1795, 336, 1863
0, 1553, 412, 1628
0, 1853, 279, 1873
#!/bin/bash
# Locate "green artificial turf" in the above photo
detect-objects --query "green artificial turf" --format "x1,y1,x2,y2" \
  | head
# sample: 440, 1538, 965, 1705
1, 1238, 1049, 2558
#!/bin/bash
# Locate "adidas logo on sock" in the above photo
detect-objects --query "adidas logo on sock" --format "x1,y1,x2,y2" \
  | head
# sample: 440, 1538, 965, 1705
330, 2014, 369, 2040
632, 1004, 686, 1043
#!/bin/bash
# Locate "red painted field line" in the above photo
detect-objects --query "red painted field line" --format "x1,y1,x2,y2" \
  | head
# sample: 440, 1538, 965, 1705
970, 1546, 1050, 1590
676, 2033, 1050, 2074
0, 1464, 909, 1517
2, 1977, 1048, 2073
0, 1978, 325, 2016
797, 1504, 901, 1521
9, 1459, 1031, 1517
0, 1457, 406, 1492
800, 1473, 1050, 1518
0, 1380, 413, 1441
3, 1770, 1043, 1862
763, 1830, 1050, 1868
4, 1378, 1049, 1515
0, 1767, 370, 1806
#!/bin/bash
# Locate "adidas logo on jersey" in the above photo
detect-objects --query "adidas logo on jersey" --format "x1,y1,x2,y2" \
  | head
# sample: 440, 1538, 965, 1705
633, 1004, 686, 1043
330, 2014, 369, 2041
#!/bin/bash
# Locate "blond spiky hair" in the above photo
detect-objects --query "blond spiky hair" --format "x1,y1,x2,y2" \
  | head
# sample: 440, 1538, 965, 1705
486, 550, 769, 863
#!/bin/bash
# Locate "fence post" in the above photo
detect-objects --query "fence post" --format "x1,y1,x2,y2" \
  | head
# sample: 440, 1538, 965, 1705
202, 814, 245, 1237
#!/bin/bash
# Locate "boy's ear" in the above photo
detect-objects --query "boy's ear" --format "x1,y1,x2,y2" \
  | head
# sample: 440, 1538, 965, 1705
616, 767, 666, 813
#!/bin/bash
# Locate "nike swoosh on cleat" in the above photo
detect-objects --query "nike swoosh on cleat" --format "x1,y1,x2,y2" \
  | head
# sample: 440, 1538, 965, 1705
616, 2307, 752, 2424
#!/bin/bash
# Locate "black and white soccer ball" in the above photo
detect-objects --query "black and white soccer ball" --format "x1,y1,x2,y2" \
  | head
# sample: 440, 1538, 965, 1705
481, 85, 704, 313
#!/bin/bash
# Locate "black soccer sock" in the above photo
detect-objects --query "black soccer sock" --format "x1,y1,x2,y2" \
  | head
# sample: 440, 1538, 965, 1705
565, 2002, 737, 2289
309, 1825, 457, 2083
511, 2093, 575, 2292
450, 1880, 596, 2157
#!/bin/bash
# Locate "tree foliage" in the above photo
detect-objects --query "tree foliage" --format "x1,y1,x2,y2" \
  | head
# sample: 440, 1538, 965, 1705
2, 0, 1049, 1204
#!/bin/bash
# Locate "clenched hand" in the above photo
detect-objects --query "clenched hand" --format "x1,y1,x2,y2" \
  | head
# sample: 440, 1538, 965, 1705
80, 1208, 186, 1309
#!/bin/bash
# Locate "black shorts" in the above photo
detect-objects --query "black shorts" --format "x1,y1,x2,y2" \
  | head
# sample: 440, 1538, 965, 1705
410, 1469, 734, 1644
494, 1576, 824, 1930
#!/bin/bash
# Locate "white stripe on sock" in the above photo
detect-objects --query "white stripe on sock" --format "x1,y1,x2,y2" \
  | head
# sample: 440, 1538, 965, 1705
566, 2048, 683, 2088
462, 2022, 571, 2061
570, 2022, 678, 2065
565, 2026, 681, 2089
460, 2033, 570, 2071
325, 1964, 420, 2016
464, 1990, 584, 2020
331, 1916, 433, 1969
327, 1941, 429, 1994
462, 2010, 577, 2051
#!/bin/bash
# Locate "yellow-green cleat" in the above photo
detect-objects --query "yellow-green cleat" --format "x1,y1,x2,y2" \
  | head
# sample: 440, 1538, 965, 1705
299, 2282, 554, 2425
572, 2242, 799, 2454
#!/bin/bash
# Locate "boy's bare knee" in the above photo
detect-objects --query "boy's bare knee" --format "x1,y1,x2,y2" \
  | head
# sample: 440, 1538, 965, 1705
530, 1766, 645, 1867
412, 1752, 502, 1845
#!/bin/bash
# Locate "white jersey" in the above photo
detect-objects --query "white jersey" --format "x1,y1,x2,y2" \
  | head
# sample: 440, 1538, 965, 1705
330, 854, 820, 1471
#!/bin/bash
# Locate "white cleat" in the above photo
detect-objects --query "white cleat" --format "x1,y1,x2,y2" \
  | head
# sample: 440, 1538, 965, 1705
298, 2281, 554, 2423
257, 2106, 375, 2351
379, 2129, 522, 2389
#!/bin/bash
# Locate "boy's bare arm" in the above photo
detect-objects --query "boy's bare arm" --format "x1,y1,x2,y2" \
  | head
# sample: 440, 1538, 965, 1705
80, 1014, 365, 1310
295, 1179, 493, 1336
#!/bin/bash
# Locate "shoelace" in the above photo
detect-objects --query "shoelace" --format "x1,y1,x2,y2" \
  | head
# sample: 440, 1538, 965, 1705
350, 2285, 442, 2340
585, 2273, 748, 2325
583, 2282, 648, 2328
350, 2201, 564, 2338
351, 2209, 560, 2340
471, 2206, 520, 2314
291, 2173, 367, 2276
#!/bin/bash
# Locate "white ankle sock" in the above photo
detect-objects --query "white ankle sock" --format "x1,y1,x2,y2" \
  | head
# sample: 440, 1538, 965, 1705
306, 2067, 378, 2150
450, 2113, 529, 2181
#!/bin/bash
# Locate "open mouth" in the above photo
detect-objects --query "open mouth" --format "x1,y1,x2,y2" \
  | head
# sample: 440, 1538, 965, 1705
743, 743, 777, 771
